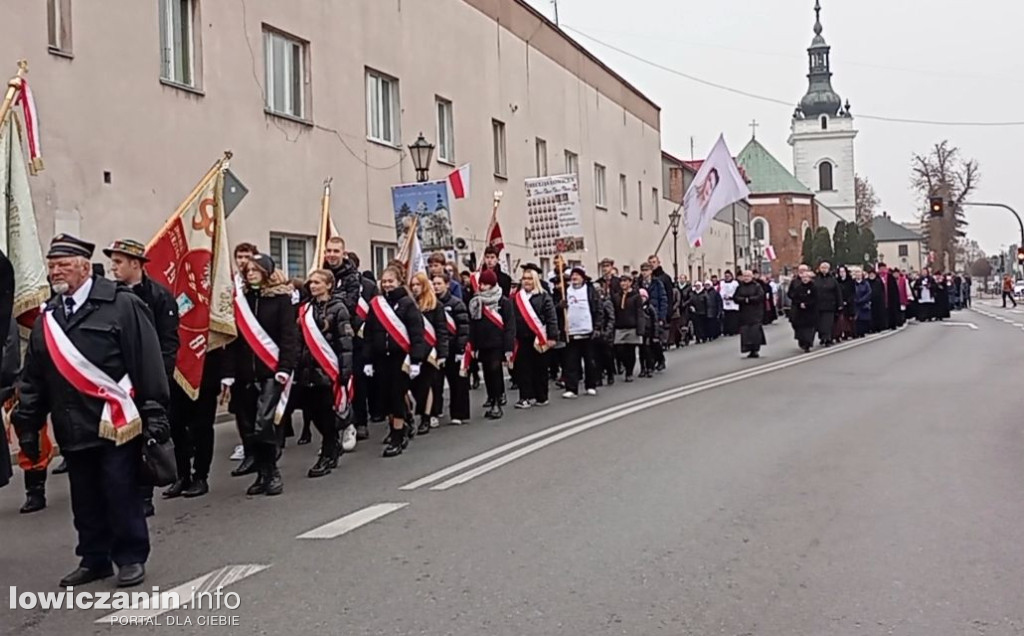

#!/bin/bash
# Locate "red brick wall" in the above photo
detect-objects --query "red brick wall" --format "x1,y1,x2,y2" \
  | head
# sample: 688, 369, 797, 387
668, 167, 684, 204
750, 195, 818, 274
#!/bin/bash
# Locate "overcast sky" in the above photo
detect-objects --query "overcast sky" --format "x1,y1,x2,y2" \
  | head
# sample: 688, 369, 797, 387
524, 0, 1024, 254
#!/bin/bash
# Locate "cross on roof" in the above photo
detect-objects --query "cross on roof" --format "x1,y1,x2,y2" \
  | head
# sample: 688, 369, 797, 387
749, 119, 759, 140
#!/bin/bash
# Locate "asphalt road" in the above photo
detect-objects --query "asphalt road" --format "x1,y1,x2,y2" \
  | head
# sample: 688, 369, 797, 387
3, 312, 1024, 635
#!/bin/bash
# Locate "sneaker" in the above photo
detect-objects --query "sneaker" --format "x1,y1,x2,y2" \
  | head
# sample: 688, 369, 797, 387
534, 400, 550, 407
429, 416, 440, 429
562, 391, 578, 399
355, 424, 369, 441
449, 419, 463, 426
586, 388, 598, 397
341, 425, 357, 452
229, 445, 245, 461
514, 399, 533, 410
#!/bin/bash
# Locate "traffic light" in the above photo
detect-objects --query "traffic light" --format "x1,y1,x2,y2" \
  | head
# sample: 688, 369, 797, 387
1017, 247, 1024, 265
929, 196, 945, 218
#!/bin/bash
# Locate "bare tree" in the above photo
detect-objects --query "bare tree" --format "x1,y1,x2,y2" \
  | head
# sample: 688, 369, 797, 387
910, 140, 981, 272
854, 175, 879, 227
956, 237, 985, 272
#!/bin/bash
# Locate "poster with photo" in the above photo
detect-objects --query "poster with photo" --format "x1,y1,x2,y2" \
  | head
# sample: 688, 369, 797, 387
391, 180, 455, 251
524, 174, 585, 257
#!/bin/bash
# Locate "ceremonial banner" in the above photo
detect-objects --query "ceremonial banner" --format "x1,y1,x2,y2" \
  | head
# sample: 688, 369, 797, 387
146, 155, 237, 399
0, 112, 49, 324
391, 180, 454, 252
684, 135, 750, 247
525, 174, 584, 257
310, 179, 338, 273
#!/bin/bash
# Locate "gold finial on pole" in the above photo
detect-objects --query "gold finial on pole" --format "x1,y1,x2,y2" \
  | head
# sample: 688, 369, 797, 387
0, 60, 29, 128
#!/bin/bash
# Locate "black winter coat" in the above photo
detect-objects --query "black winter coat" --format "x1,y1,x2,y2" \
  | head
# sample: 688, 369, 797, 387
296, 297, 354, 388
421, 302, 451, 361
788, 280, 818, 328
330, 259, 365, 319
439, 291, 470, 355
14, 276, 170, 452
598, 295, 616, 343
513, 290, 559, 344
364, 287, 428, 364
814, 273, 842, 313
469, 296, 515, 353
224, 282, 300, 384
734, 280, 765, 325
612, 289, 646, 334
837, 275, 856, 317
124, 274, 180, 380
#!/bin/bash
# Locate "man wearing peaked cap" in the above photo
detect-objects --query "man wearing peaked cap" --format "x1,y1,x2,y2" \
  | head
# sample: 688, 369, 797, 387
13, 233, 171, 588
106, 239, 181, 507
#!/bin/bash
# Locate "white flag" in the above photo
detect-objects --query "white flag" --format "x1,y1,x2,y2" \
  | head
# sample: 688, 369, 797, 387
684, 135, 750, 247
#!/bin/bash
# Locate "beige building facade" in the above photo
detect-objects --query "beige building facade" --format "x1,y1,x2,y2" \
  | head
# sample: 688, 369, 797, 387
1, 0, 665, 278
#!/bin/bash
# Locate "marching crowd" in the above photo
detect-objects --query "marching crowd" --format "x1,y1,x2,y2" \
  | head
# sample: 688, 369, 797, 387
0, 228, 979, 589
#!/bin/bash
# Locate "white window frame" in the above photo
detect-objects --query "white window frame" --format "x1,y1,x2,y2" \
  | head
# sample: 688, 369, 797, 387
565, 150, 578, 176
594, 164, 607, 209
535, 138, 548, 177
159, 0, 197, 87
366, 69, 400, 145
652, 187, 660, 224
492, 119, 507, 178
269, 233, 313, 280
752, 216, 770, 243
619, 174, 628, 215
435, 97, 454, 164
47, 0, 72, 54
264, 28, 308, 120
371, 242, 398, 279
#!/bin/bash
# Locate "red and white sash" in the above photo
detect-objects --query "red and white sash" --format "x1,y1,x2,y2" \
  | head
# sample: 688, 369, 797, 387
423, 316, 439, 368
514, 291, 549, 350
460, 342, 473, 377
299, 303, 348, 413
370, 296, 411, 353
234, 282, 292, 422
483, 305, 504, 330
42, 310, 141, 445
470, 272, 480, 293
445, 310, 457, 335
356, 296, 370, 321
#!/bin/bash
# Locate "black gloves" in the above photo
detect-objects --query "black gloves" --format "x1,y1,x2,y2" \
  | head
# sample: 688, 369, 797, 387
141, 401, 171, 444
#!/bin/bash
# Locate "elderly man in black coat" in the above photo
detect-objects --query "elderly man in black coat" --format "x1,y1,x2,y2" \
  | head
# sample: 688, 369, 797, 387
14, 235, 171, 588
813, 261, 842, 346
735, 270, 766, 358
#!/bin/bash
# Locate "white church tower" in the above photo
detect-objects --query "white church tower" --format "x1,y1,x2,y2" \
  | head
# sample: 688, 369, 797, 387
789, 0, 858, 222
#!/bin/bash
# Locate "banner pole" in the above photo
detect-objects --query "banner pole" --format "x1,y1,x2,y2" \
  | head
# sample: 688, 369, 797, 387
0, 61, 28, 130
312, 177, 333, 271
145, 151, 232, 251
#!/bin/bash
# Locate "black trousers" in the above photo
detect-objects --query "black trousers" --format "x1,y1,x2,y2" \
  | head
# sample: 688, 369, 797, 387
794, 325, 816, 349
232, 380, 283, 468
639, 342, 655, 372
478, 349, 506, 404
723, 311, 740, 336
615, 344, 638, 377
374, 354, 410, 419
434, 353, 471, 420
597, 341, 616, 381
352, 345, 371, 426
411, 364, 438, 417
170, 382, 218, 481
1003, 291, 1018, 307
515, 341, 550, 403
817, 311, 836, 343
564, 337, 597, 394
65, 440, 149, 569
300, 385, 338, 455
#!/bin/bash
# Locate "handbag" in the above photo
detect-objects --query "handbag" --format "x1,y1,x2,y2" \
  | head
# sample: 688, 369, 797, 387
140, 436, 177, 487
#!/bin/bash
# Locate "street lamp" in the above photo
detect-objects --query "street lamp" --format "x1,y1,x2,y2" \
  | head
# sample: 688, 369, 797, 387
408, 132, 435, 183
668, 207, 682, 280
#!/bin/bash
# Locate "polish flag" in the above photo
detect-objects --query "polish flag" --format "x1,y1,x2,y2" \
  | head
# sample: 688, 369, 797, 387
447, 164, 471, 199
764, 245, 777, 261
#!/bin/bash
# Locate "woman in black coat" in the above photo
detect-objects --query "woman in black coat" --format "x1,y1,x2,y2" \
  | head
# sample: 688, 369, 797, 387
934, 272, 951, 320
410, 272, 449, 436
513, 265, 559, 409
468, 269, 515, 420
363, 265, 427, 457
612, 275, 646, 381
432, 273, 471, 425
703, 283, 723, 341
867, 268, 887, 333
223, 254, 299, 496
788, 270, 818, 352
835, 266, 856, 341
295, 269, 354, 478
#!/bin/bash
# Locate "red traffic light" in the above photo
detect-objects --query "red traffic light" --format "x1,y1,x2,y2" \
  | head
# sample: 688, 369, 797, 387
1017, 247, 1024, 264
929, 196, 945, 217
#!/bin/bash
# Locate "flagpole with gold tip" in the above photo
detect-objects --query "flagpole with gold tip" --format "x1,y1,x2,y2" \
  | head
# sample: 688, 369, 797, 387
311, 177, 333, 272
145, 150, 233, 251
0, 60, 28, 128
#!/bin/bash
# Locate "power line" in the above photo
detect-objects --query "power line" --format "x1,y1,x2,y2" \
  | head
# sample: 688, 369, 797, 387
563, 25, 1024, 128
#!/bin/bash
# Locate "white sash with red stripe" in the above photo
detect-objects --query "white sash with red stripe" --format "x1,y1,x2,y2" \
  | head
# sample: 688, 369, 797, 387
233, 281, 292, 422
42, 310, 141, 445
423, 316, 439, 368
299, 303, 348, 413
445, 310, 457, 335
356, 296, 370, 321
483, 305, 504, 330
460, 342, 473, 377
370, 296, 411, 353
514, 291, 549, 350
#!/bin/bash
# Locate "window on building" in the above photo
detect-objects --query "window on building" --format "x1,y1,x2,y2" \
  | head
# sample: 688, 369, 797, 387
539, 257, 551, 276
264, 28, 307, 119
637, 181, 644, 220
820, 115, 828, 130
898, 244, 909, 257
47, 0, 72, 54
801, 220, 811, 238
535, 138, 548, 177
619, 174, 628, 215
652, 188, 660, 224
492, 120, 507, 177
435, 97, 454, 164
366, 69, 399, 144
594, 163, 607, 209
818, 162, 834, 191
565, 150, 578, 176
269, 233, 313, 279
371, 242, 398, 279
159, 0, 198, 87
753, 218, 767, 241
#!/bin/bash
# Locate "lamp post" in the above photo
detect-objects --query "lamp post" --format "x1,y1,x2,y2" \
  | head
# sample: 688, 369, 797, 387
408, 132, 435, 183
668, 208, 682, 281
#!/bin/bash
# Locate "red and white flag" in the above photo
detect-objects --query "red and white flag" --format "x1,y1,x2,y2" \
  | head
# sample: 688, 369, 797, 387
485, 212, 505, 255
447, 164, 471, 199
146, 156, 237, 399
764, 244, 777, 261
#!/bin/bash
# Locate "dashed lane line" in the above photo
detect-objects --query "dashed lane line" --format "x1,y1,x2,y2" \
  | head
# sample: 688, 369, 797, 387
296, 502, 409, 540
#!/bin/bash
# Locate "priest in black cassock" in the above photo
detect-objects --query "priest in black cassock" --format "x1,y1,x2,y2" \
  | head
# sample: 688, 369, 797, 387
734, 270, 766, 359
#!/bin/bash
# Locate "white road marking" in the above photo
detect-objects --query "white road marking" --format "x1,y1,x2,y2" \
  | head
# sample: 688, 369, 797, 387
296, 503, 408, 540
427, 328, 904, 491
96, 563, 270, 624
941, 322, 979, 330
